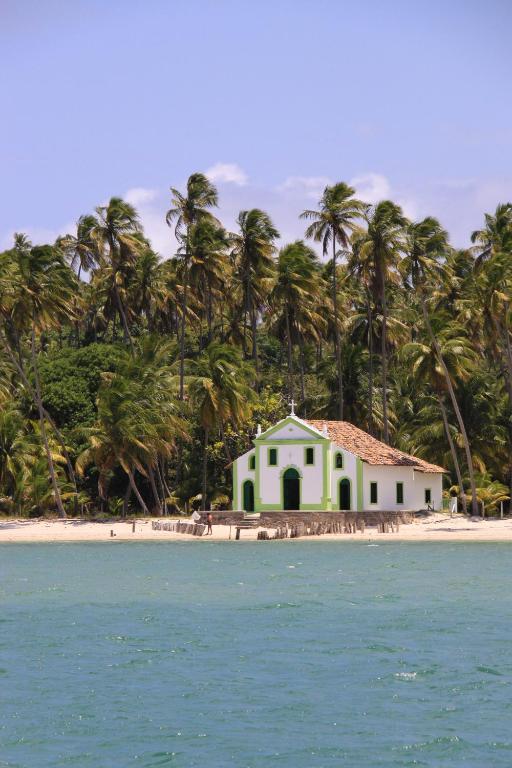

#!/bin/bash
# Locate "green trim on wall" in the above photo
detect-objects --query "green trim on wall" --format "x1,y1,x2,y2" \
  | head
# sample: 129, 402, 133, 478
257, 415, 325, 440
255, 442, 262, 507
356, 458, 363, 511
255, 438, 326, 444
322, 440, 331, 509
233, 459, 239, 510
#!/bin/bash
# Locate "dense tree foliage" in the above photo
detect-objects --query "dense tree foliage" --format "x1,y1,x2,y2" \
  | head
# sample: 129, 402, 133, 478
0, 176, 511, 517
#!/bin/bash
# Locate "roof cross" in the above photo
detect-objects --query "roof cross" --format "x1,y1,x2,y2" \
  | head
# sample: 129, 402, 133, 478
290, 399, 296, 416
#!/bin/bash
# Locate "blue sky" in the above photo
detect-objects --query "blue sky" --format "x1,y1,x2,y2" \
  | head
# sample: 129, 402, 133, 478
1, 0, 511, 256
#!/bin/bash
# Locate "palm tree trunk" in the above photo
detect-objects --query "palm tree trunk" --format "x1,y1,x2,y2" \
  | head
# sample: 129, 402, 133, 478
500, 311, 512, 510
249, 281, 260, 382
127, 470, 149, 515
219, 421, 232, 464
368, 300, 374, 435
30, 323, 66, 519
285, 305, 294, 402
123, 481, 132, 517
438, 394, 467, 515
331, 235, 343, 419
148, 466, 162, 515
207, 277, 213, 344
0, 329, 79, 497
299, 339, 306, 404
422, 301, 478, 515
179, 263, 188, 400
202, 427, 209, 512
113, 282, 134, 355
381, 287, 390, 443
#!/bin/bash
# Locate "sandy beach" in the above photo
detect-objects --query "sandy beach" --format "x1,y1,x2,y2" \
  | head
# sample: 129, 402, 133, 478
1, 514, 512, 542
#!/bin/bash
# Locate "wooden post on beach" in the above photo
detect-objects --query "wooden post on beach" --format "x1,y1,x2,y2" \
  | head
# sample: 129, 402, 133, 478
132, 521, 135, 533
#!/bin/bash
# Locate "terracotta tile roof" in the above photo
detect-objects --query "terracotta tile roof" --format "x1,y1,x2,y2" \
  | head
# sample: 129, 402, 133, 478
305, 420, 446, 473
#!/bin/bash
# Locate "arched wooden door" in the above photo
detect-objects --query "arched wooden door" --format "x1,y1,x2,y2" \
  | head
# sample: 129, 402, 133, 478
243, 480, 254, 512
283, 468, 300, 510
339, 478, 351, 510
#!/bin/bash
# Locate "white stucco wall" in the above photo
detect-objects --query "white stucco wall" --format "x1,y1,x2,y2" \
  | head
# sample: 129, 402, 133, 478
234, 449, 255, 510
268, 421, 324, 440
258, 442, 324, 506
362, 465, 443, 511
411, 471, 443, 511
362, 465, 415, 511
331, 449, 358, 510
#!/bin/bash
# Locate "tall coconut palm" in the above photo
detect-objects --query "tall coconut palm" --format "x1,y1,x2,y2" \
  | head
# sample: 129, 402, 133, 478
403, 319, 479, 515
0, 238, 77, 517
166, 173, 219, 399
189, 343, 255, 511
471, 204, 512, 504
187, 218, 230, 345
90, 198, 144, 352
268, 241, 325, 402
231, 209, 278, 379
301, 182, 365, 419
77, 347, 185, 514
356, 201, 408, 442
58, 215, 100, 280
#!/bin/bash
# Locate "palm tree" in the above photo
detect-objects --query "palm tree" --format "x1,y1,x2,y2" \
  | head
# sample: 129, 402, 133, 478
0, 238, 77, 517
471, 205, 512, 506
356, 201, 408, 442
58, 215, 100, 280
403, 320, 479, 515
90, 197, 144, 352
268, 241, 325, 402
189, 343, 255, 511
166, 173, 219, 399
77, 345, 185, 514
187, 219, 230, 345
231, 209, 279, 378
301, 182, 365, 419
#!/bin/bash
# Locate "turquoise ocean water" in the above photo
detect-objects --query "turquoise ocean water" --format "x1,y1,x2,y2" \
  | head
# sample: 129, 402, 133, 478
1, 541, 512, 767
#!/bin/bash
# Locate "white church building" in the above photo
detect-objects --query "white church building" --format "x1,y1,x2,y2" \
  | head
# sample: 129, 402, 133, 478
232, 412, 445, 513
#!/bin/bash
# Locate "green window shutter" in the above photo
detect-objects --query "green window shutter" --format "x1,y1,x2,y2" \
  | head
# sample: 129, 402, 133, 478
396, 482, 404, 504
268, 448, 277, 466
370, 482, 378, 504
249, 455, 255, 470
305, 447, 314, 465
334, 452, 343, 469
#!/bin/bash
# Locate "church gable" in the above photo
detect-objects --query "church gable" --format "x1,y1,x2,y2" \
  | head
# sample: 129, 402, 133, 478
257, 415, 325, 442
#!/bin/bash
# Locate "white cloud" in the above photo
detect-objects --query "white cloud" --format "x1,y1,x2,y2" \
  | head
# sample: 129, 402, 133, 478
350, 172, 391, 204
125, 187, 158, 206
205, 162, 248, 186
278, 175, 332, 199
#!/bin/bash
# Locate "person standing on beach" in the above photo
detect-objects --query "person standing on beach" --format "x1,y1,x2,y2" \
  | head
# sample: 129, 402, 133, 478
206, 512, 213, 535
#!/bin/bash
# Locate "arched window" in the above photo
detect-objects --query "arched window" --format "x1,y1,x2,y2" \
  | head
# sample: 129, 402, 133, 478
334, 452, 344, 469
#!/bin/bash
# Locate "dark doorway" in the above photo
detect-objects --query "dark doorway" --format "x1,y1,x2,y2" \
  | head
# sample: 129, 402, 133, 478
243, 480, 254, 512
339, 478, 351, 510
283, 468, 300, 510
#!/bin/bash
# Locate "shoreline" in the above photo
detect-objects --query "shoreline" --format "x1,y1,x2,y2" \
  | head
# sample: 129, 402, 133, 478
2, 514, 512, 543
